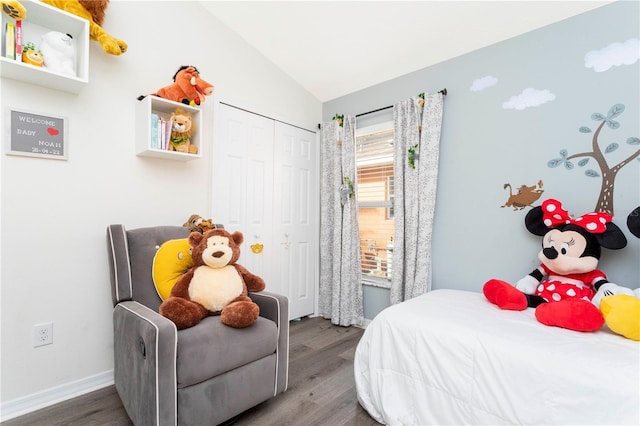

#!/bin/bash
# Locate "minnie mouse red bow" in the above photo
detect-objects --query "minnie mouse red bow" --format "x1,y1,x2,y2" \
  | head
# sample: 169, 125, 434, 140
541, 199, 612, 234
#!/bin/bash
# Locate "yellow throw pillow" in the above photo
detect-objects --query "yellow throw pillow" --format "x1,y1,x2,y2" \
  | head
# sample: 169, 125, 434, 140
152, 238, 194, 300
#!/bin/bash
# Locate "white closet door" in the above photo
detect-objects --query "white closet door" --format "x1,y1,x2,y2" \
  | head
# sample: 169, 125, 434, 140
274, 122, 318, 320
212, 103, 318, 320
212, 104, 275, 289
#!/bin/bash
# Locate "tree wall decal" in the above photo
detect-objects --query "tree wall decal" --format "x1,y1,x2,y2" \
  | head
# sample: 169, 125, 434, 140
548, 104, 640, 215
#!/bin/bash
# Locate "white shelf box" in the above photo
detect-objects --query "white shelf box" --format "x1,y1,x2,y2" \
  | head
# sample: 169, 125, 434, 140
0, 0, 89, 94
135, 96, 202, 161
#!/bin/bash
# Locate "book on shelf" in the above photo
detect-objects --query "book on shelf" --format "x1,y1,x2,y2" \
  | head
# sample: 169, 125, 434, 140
164, 118, 173, 150
159, 116, 166, 150
150, 113, 159, 149
15, 20, 22, 60
5, 21, 15, 60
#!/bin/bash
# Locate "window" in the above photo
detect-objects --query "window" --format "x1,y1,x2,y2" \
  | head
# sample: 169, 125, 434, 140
355, 124, 395, 287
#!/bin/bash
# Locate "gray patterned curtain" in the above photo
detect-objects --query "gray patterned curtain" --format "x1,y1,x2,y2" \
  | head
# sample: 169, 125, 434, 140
390, 93, 444, 304
319, 116, 364, 326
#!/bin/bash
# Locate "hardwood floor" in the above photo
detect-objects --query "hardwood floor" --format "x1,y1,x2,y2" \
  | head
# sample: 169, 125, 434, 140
2, 317, 381, 426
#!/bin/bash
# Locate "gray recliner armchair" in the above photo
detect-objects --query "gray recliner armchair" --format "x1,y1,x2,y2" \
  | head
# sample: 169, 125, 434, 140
107, 224, 289, 425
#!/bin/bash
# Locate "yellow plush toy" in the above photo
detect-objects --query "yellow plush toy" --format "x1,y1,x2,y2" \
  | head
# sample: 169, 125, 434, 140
600, 294, 640, 341
1, 0, 26, 19
40, 0, 127, 55
591, 206, 640, 341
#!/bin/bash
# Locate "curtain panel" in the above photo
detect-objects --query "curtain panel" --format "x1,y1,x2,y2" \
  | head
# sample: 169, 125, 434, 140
319, 116, 364, 326
390, 93, 444, 305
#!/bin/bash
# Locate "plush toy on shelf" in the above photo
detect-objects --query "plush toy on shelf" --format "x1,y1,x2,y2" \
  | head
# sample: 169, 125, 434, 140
40, 0, 127, 55
159, 228, 265, 329
138, 66, 214, 106
40, 31, 75, 76
483, 198, 628, 332
1, 0, 26, 20
168, 108, 197, 154
183, 214, 216, 234
590, 206, 640, 340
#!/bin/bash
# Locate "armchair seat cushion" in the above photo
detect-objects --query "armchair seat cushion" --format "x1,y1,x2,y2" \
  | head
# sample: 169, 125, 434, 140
176, 315, 278, 388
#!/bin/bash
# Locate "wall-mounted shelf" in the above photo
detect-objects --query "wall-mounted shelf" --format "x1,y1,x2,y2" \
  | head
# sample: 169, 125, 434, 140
0, 0, 90, 94
135, 96, 202, 161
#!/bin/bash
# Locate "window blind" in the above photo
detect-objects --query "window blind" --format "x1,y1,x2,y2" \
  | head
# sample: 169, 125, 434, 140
356, 128, 395, 285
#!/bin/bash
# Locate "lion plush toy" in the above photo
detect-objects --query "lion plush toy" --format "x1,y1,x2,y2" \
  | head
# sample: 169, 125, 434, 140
41, 0, 127, 55
168, 108, 197, 154
1, 1, 26, 19
183, 214, 215, 234
159, 228, 265, 329
139, 66, 214, 106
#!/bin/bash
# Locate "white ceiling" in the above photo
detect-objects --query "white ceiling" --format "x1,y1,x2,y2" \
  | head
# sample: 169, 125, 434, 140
200, 1, 615, 102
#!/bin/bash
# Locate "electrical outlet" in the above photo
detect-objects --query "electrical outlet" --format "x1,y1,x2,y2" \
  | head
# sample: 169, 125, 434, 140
33, 322, 53, 347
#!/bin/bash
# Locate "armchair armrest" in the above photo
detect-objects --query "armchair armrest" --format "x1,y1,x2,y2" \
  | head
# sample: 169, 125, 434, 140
113, 301, 178, 426
249, 291, 289, 394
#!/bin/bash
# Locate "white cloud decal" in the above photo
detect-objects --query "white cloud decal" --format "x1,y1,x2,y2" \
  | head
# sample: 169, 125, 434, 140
502, 88, 556, 110
470, 75, 498, 92
584, 38, 640, 72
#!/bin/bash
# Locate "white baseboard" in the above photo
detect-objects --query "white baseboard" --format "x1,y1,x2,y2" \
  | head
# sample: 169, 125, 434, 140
0, 370, 114, 422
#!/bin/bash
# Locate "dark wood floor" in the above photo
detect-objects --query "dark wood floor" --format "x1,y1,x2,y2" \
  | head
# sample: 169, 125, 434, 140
3, 317, 381, 426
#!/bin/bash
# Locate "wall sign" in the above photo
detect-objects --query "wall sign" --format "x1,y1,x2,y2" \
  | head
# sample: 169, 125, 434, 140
5, 108, 67, 160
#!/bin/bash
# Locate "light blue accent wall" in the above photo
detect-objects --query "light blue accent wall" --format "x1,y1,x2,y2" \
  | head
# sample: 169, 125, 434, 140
324, 1, 640, 319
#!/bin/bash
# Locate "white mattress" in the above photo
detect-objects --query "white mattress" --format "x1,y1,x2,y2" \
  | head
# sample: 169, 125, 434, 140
354, 289, 640, 425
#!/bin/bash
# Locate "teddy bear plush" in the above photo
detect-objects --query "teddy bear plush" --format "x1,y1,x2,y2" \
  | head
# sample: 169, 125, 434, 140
590, 206, 640, 340
168, 108, 197, 154
483, 198, 628, 332
40, 31, 75, 76
159, 228, 265, 329
139, 66, 214, 106
182, 214, 215, 234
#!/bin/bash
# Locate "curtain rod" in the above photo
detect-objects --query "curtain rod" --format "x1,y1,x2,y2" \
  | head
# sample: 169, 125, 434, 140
355, 88, 447, 118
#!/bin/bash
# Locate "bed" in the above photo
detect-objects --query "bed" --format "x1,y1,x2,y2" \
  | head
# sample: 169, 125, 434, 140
354, 289, 640, 425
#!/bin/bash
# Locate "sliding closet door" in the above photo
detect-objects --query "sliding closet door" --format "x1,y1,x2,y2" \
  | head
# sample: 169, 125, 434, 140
212, 104, 275, 288
273, 122, 318, 320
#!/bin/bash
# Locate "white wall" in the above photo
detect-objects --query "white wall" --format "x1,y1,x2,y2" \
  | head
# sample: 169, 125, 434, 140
0, 1, 321, 417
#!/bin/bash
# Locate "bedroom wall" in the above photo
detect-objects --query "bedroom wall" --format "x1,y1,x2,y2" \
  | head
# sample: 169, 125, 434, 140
0, 1, 321, 418
323, 1, 640, 319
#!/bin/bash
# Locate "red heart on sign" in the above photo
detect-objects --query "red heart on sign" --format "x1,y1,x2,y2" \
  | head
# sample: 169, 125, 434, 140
47, 127, 59, 136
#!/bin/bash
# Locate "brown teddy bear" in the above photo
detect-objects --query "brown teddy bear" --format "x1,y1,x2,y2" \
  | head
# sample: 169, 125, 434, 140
159, 228, 265, 329
168, 108, 197, 154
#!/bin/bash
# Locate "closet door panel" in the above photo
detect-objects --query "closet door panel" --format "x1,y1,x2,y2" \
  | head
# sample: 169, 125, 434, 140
212, 104, 275, 289
274, 122, 318, 320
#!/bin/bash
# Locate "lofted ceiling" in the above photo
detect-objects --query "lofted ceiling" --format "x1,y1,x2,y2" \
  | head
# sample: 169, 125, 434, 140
200, 1, 615, 103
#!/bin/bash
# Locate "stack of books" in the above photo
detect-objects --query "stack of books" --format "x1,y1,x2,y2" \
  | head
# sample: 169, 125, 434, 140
150, 113, 174, 150
3, 20, 22, 61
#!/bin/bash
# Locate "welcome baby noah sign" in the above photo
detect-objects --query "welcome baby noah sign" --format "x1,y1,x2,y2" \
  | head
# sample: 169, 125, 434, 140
7, 109, 67, 160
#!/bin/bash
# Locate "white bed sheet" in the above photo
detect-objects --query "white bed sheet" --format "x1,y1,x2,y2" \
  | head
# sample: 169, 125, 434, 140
354, 289, 640, 425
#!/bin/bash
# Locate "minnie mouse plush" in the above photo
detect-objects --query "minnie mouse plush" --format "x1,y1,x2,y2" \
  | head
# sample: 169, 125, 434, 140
484, 198, 627, 332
